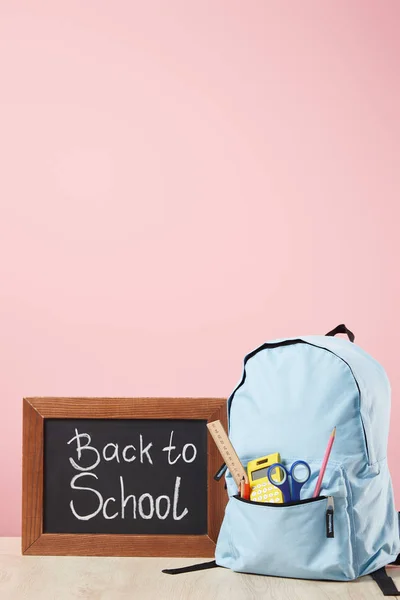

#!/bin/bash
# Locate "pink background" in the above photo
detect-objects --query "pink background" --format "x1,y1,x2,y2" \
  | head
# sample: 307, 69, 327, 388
1, 1, 400, 536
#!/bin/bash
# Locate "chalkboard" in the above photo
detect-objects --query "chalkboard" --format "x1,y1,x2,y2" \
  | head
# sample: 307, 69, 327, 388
44, 419, 207, 535
22, 397, 227, 557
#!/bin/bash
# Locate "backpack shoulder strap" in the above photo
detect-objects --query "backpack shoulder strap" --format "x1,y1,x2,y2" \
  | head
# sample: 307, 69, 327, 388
162, 560, 218, 575
371, 567, 400, 596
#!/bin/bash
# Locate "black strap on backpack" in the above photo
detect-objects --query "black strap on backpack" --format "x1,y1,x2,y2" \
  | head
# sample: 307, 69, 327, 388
164, 561, 400, 596
162, 560, 218, 575
370, 567, 400, 596
325, 324, 355, 343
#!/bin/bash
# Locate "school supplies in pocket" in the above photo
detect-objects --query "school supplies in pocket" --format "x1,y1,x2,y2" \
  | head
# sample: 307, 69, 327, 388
313, 427, 336, 497
268, 460, 311, 502
219, 480, 343, 580
239, 477, 250, 500
206, 420, 248, 488
247, 453, 284, 503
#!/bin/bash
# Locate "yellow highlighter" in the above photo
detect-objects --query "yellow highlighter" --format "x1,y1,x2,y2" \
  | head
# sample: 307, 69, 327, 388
247, 453, 284, 504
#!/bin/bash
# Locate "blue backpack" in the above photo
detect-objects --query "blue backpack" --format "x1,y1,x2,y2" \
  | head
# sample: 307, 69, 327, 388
165, 325, 400, 595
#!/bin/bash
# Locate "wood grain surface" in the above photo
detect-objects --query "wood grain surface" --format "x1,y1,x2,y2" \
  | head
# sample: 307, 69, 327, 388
23, 533, 216, 557
22, 400, 44, 554
25, 397, 223, 419
22, 397, 227, 557
2, 538, 400, 600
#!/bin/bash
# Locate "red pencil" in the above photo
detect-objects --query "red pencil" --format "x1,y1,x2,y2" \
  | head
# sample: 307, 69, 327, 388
240, 476, 250, 500
313, 427, 336, 498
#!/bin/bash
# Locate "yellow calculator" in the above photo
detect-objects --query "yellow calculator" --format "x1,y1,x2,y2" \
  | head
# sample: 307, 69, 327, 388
247, 453, 284, 504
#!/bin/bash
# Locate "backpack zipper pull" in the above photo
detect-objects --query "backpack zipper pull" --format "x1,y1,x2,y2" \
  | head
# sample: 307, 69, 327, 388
326, 496, 334, 538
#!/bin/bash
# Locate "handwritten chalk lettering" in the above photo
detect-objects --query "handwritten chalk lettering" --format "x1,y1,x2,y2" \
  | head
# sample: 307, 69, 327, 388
162, 431, 181, 464
103, 497, 118, 520
122, 445, 136, 462
67, 430, 153, 469
69, 473, 189, 522
162, 431, 198, 465
172, 476, 188, 520
155, 495, 171, 520
140, 435, 153, 464
138, 494, 154, 519
182, 443, 197, 463
68, 430, 100, 472
120, 476, 137, 519
67, 429, 194, 524
103, 443, 120, 463
70, 473, 103, 520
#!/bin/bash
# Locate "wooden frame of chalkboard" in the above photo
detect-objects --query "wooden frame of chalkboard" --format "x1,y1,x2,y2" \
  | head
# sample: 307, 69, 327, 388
22, 397, 227, 557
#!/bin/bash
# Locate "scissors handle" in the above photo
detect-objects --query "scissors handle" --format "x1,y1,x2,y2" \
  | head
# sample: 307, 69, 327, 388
290, 460, 311, 501
267, 463, 291, 503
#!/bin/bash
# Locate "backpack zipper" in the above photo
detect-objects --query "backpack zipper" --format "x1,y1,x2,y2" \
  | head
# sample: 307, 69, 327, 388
234, 493, 326, 507
227, 339, 369, 464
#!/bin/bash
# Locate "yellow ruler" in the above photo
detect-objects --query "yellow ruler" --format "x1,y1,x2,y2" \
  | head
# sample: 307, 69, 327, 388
207, 420, 248, 487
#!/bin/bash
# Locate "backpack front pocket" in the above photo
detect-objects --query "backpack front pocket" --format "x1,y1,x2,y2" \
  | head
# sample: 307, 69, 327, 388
216, 486, 355, 580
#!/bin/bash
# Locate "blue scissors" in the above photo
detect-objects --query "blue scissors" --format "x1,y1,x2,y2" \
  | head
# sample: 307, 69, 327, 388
267, 460, 311, 502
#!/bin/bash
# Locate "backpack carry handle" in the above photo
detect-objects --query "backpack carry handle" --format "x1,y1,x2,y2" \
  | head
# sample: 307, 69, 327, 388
325, 324, 355, 343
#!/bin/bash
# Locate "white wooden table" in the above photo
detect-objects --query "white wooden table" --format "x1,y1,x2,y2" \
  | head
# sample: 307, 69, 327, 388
1, 538, 399, 599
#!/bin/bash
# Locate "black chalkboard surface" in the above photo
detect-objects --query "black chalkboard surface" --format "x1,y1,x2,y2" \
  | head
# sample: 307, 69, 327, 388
44, 419, 207, 535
